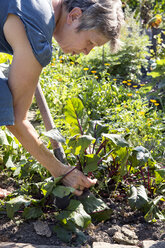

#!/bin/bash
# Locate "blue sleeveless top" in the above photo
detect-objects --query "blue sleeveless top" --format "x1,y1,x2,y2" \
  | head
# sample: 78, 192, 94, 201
0, 0, 55, 67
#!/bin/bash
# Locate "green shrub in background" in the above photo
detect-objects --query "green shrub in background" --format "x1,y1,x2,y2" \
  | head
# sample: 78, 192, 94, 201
148, 58, 165, 108
80, 7, 151, 83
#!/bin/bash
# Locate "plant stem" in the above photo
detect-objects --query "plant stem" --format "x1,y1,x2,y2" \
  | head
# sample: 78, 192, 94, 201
96, 140, 107, 155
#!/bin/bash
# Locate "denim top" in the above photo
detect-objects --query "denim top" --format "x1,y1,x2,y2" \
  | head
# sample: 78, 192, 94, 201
0, 0, 55, 67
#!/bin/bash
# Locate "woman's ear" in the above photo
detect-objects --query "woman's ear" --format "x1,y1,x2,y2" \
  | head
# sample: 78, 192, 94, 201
67, 7, 82, 24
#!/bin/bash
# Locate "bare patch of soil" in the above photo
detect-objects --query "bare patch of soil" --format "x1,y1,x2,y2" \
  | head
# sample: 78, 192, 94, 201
0, 187, 164, 247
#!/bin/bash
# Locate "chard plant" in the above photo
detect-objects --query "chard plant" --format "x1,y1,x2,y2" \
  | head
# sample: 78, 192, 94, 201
0, 96, 164, 245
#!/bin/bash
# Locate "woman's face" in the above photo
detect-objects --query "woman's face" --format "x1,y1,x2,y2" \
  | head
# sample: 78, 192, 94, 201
54, 7, 108, 55
58, 29, 108, 55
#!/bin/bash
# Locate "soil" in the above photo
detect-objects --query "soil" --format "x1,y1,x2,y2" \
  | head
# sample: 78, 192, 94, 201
0, 173, 165, 247
0, 111, 164, 247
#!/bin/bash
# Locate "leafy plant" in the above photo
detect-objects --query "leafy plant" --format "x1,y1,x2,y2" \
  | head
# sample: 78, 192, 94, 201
148, 58, 165, 108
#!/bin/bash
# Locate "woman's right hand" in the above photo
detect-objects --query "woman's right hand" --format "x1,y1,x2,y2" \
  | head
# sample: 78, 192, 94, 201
61, 166, 97, 196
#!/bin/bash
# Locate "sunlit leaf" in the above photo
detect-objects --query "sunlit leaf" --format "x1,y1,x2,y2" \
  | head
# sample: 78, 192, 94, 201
102, 133, 129, 147
83, 154, 99, 173
57, 200, 91, 229
87, 120, 109, 140
68, 134, 95, 155
43, 128, 65, 143
128, 185, 149, 210
132, 146, 153, 165
52, 185, 74, 198
64, 98, 88, 135
0, 130, 9, 146
81, 193, 112, 221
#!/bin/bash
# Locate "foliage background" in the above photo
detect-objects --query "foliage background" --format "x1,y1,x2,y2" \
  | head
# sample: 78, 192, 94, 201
0, 2, 165, 245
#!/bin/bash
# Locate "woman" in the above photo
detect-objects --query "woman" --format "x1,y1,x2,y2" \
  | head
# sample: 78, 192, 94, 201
0, 0, 124, 197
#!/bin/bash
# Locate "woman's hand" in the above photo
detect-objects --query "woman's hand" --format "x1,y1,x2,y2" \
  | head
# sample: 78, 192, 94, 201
61, 167, 97, 196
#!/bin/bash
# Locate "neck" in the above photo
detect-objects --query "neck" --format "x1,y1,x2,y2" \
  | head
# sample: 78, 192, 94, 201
52, 0, 67, 40
52, 0, 63, 28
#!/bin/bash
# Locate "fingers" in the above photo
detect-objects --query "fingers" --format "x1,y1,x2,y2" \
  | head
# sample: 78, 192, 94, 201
62, 168, 97, 196
82, 177, 97, 188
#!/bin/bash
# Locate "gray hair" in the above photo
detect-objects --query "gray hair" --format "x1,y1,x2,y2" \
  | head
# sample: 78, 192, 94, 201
63, 0, 124, 52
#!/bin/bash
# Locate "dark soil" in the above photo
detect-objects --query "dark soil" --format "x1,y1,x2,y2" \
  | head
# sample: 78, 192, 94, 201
0, 173, 165, 247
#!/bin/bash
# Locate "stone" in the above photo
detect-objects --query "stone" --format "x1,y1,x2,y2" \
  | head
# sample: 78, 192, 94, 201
143, 240, 165, 248
92, 242, 139, 248
113, 231, 138, 246
121, 226, 138, 240
33, 220, 52, 238
0, 243, 76, 248
91, 231, 111, 243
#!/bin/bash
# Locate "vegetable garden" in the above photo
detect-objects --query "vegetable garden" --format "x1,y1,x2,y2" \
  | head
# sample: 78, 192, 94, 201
0, 1, 165, 246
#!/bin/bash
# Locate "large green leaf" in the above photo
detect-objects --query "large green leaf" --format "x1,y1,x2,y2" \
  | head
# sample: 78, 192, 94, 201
128, 185, 149, 210
83, 154, 99, 173
68, 134, 95, 155
53, 225, 72, 243
5, 156, 15, 169
52, 185, 74, 198
87, 120, 109, 140
23, 207, 43, 220
132, 146, 153, 165
6, 196, 31, 219
144, 195, 165, 222
116, 147, 129, 177
155, 168, 165, 179
64, 98, 88, 135
81, 194, 112, 221
57, 200, 91, 229
102, 133, 129, 147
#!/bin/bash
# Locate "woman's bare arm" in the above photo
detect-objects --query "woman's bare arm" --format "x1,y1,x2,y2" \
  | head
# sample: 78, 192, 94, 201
3, 14, 96, 196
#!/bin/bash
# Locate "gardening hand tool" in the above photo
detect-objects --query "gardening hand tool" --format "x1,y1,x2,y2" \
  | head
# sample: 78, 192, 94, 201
35, 82, 66, 164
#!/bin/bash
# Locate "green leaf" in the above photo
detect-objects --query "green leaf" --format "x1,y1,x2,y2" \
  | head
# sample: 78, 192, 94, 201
68, 134, 95, 155
67, 200, 91, 228
83, 154, 99, 173
23, 207, 43, 220
5, 156, 15, 169
0, 130, 9, 145
52, 185, 74, 198
116, 147, 129, 177
132, 146, 152, 164
91, 208, 113, 222
57, 200, 91, 229
41, 181, 54, 197
64, 98, 88, 135
149, 71, 161, 78
6, 196, 31, 219
75, 228, 87, 245
128, 185, 149, 210
144, 196, 165, 222
43, 128, 65, 143
155, 168, 165, 179
102, 133, 129, 147
53, 225, 72, 243
87, 120, 109, 140
81, 194, 112, 221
